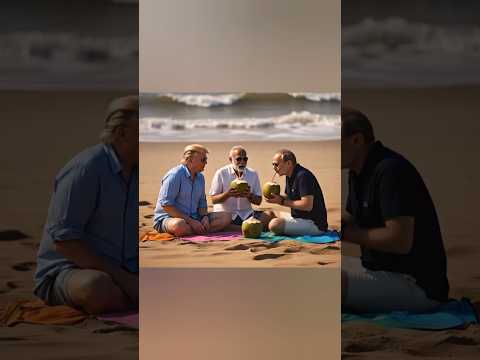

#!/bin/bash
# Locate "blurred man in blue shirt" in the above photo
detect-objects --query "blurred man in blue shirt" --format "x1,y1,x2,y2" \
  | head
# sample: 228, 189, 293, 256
34, 96, 139, 314
154, 144, 230, 236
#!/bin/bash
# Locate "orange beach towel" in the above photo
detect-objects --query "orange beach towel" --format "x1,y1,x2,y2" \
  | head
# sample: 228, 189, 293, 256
140, 230, 175, 242
0, 299, 88, 327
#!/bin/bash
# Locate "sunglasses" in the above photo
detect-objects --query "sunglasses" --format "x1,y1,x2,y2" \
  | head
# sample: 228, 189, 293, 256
235, 157, 248, 162
272, 162, 279, 168
200, 157, 208, 163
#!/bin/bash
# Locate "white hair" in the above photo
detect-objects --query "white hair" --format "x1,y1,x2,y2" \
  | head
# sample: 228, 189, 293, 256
229, 145, 246, 158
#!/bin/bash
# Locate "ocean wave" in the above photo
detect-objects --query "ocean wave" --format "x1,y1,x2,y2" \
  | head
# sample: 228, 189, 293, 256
343, 18, 480, 86
289, 93, 341, 102
141, 111, 339, 131
164, 93, 246, 107
344, 18, 480, 56
0, 32, 137, 68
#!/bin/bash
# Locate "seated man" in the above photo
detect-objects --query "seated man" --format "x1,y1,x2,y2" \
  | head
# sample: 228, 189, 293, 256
265, 149, 328, 236
209, 146, 272, 230
341, 108, 449, 313
153, 144, 231, 236
34, 96, 139, 315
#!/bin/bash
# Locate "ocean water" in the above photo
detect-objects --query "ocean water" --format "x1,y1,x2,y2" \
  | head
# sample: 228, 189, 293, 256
140, 93, 340, 142
342, 0, 480, 87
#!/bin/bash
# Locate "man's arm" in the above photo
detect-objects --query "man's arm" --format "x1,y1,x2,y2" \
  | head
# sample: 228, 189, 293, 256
342, 216, 414, 254
266, 194, 313, 211
55, 240, 138, 304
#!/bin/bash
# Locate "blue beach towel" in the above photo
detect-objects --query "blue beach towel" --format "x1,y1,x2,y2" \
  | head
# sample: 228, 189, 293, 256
260, 230, 340, 244
342, 298, 479, 330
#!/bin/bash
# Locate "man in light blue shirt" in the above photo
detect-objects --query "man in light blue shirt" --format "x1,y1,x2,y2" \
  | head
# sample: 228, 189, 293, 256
34, 96, 139, 314
154, 144, 230, 236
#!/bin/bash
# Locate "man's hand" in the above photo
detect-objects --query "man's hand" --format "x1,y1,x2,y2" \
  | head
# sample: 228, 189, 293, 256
187, 218, 206, 234
118, 271, 139, 306
201, 215, 210, 233
227, 188, 241, 198
265, 193, 283, 205
238, 184, 251, 198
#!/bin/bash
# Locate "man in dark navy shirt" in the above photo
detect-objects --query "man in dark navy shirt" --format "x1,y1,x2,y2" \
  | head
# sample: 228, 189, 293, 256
265, 149, 328, 236
341, 108, 449, 313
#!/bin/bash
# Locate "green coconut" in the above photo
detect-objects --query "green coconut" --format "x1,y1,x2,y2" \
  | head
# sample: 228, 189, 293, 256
262, 182, 280, 198
241, 218, 263, 238
230, 179, 249, 193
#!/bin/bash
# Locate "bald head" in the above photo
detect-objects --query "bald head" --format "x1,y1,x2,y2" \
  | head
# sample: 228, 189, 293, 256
341, 107, 375, 144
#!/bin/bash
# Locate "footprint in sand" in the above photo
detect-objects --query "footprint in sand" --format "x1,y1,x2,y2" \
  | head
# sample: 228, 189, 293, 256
344, 336, 393, 353
139, 201, 152, 206
284, 246, 303, 253
436, 336, 478, 346
11, 262, 36, 271
143, 214, 154, 219
0, 230, 29, 241
310, 245, 341, 255
225, 244, 250, 251
318, 261, 336, 266
253, 253, 285, 260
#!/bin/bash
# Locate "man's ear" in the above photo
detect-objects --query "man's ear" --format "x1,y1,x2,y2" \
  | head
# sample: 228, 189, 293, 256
351, 132, 364, 145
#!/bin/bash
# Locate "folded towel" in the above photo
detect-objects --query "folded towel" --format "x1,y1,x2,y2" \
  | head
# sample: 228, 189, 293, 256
140, 231, 175, 242
97, 312, 139, 328
261, 230, 340, 244
342, 298, 479, 330
181, 231, 244, 242
0, 299, 88, 327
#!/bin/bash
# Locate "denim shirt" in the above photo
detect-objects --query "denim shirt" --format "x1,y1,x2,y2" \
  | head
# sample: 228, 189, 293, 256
34, 143, 139, 298
154, 164, 207, 227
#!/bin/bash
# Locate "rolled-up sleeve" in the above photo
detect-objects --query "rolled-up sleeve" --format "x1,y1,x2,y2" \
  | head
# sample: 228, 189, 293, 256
159, 173, 180, 207
47, 165, 98, 242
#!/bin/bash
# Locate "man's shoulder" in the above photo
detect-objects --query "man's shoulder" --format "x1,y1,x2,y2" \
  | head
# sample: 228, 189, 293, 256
57, 144, 106, 177
245, 166, 259, 176
296, 165, 317, 181
165, 164, 185, 178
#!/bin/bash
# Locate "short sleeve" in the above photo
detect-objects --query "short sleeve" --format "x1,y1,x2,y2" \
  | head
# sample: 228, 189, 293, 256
47, 165, 99, 242
298, 172, 315, 197
209, 169, 224, 195
378, 161, 416, 220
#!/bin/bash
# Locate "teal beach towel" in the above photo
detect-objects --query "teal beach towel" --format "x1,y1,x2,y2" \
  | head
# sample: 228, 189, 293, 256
342, 298, 479, 330
260, 230, 340, 244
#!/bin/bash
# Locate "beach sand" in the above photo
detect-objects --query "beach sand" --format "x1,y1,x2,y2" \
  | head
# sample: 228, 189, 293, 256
342, 86, 480, 359
139, 140, 341, 267
0, 90, 138, 358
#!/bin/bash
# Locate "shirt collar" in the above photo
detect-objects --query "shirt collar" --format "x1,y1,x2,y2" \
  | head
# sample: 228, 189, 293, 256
181, 164, 193, 178
103, 144, 123, 174
356, 140, 385, 179
287, 163, 302, 183
228, 164, 246, 178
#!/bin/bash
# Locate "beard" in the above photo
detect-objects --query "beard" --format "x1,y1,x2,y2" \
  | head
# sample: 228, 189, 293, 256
233, 163, 246, 173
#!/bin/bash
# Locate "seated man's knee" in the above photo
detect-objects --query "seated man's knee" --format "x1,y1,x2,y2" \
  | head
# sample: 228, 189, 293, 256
169, 219, 191, 237
70, 271, 121, 314
268, 218, 285, 234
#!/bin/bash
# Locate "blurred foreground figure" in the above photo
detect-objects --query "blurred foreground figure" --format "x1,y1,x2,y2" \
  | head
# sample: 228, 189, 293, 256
34, 96, 139, 314
341, 107, 449, 313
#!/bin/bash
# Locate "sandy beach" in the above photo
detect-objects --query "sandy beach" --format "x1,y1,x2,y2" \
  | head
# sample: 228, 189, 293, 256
0, 90, 138, 358
139, 140, 341, 267
341, 86, 480, 359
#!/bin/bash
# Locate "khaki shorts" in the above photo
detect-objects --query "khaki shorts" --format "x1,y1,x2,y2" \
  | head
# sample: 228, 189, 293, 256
342, 256, 440, 313
283, 215, 323, 236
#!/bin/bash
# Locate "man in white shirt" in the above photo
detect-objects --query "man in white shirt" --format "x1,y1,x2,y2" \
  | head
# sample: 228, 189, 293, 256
209, 146, 271, 229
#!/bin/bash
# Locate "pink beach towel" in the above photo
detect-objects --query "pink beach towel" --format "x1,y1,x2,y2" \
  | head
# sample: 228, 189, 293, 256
98, 312, 139, 328
181, 231, 243, 242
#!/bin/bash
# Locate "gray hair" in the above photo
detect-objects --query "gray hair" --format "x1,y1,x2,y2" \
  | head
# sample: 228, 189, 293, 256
100, 95, 139, 144
229, 145, 246, 158
276, 149, 297, 164
181, 144, 209, 164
